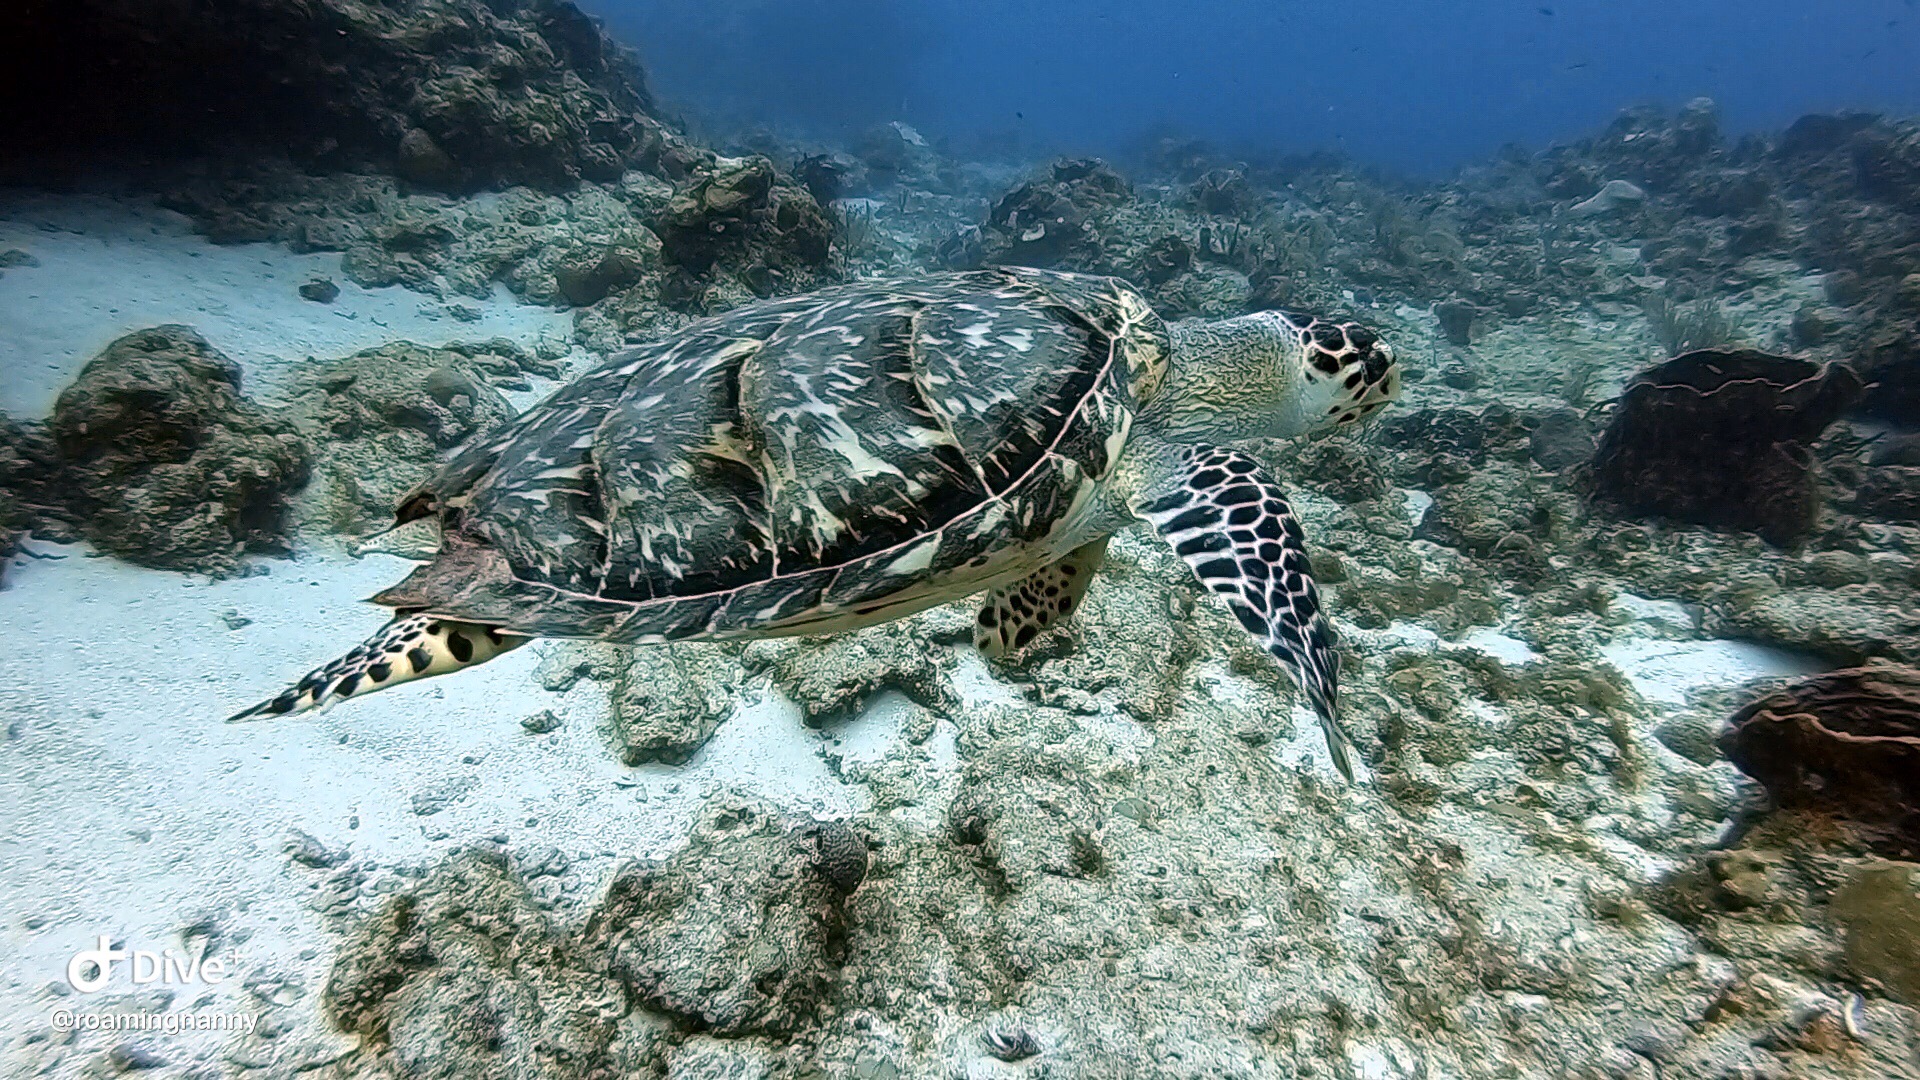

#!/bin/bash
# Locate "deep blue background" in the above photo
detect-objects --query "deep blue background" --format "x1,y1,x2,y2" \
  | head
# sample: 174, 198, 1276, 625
581, 0, 1920, 174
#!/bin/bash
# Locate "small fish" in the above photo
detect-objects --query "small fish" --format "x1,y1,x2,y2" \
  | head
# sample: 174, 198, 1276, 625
1538, 5, 1555, 14
983, 1028, 1040, 1062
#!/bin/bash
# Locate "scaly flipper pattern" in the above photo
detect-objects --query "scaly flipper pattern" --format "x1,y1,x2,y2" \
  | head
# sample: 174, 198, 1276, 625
974, 538, 1108, 657
227, 614, 526, 721
1135, 446, 1355, 779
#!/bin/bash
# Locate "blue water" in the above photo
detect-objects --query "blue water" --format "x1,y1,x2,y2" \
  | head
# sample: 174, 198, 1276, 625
586, 0, 1920, 174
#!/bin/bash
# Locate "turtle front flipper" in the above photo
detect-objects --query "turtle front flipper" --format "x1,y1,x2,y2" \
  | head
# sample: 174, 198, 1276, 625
226, 614, 527, 722
974, 538, 1108, 657
1133, 445, 1356, 781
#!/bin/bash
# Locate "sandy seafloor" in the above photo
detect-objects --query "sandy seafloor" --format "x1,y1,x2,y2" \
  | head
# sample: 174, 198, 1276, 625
0, 192, 1829, 1072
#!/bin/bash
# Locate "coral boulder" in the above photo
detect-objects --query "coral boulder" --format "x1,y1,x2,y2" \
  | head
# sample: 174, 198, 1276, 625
1720, 664, 1920, 859
46, 326, 310, 573
1590, 349, 1861, 544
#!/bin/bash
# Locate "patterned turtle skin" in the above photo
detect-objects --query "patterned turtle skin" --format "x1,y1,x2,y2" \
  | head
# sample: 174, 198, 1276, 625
374, 267, 1170, 641
233, 266, 1400, 777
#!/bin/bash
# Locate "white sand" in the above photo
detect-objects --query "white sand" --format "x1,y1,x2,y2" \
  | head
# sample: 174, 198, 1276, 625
1456, 627, 1543, 666
0, 541, 885, 1068
1600, 637, 1824, 706
0, 193, 906, 1073
0, 192, 574, 416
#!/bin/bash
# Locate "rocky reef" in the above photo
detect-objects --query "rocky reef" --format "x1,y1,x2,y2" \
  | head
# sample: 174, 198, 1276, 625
258, 522, 1920, 1080
3, 0, 686, 192
284, 338, 565, 538
248, 100, 1920, 1078
5, 9, 1920, 1074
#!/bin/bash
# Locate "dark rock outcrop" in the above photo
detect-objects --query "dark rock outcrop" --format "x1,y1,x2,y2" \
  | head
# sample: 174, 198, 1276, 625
1526, 408, 1596, 473
1433, 298, 1478, 346
1848, 465, 1920, 524
1853, 323, 1920, 426
792, 152, 865, 205
1378, 404, 1532, 489
968, 158, 1133, 271
1590, 349, 1861, 545
653, 156, 833, 309
1, 0, 692, 192
0, 412, 62, 586
32, 327, 310, 573
1721, 664, 1920, 860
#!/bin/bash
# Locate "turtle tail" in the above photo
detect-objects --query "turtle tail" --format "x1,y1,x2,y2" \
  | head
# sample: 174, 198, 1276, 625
226, 613, 527, 722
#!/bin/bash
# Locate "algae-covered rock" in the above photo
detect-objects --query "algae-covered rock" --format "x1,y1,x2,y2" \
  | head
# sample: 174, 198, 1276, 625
286, 339, 563, 536
652, 156, 833, 308
1274, 435, 1394, 504
47, 326, 309, 573
947, 707, 1112, 893
592, 796, 846, 1036
1830, 859, 1920, 1005
1378, 404, 1532, 486
328, 181, 664, 306
661, 1038, 782, 1080
322, 847, 634, 1079
744, 621, 958, 725
607, 644, 746, 765
1412, 460, 1577, 588
1722, 587, 1920, 667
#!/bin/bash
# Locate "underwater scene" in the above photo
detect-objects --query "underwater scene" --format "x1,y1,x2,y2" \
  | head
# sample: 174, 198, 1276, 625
4, 1, 1920, 1077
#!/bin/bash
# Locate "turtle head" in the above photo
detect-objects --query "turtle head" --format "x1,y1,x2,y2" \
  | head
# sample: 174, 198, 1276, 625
1267, 311, 1400, 437
1147, 310, 1400, 443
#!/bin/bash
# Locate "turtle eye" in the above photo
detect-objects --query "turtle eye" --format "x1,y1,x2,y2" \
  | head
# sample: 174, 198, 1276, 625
1361, 343, 1394, 385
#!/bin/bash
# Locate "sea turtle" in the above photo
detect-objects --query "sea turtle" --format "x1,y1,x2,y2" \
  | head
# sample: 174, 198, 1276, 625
232, 267, 1399, 777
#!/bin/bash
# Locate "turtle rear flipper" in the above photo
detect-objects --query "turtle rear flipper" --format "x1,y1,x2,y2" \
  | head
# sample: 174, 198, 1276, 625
975, 538, 1108, 657
226, 614, 526, 722
1134, 444, 1356, 780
